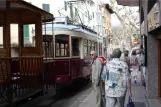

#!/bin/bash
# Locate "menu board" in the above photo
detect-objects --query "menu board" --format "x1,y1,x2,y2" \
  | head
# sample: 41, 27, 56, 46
148, 2, 160, 32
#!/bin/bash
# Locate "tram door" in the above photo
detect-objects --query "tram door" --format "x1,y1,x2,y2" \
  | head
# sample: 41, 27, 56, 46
71, 37, 82, 78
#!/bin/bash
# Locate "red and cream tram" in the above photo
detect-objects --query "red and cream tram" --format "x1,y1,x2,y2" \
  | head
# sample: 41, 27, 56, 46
43, 17, 103, 89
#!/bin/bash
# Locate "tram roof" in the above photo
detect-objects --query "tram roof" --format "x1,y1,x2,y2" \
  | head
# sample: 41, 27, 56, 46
43, 23, 99, 37
0, 0, 54, 22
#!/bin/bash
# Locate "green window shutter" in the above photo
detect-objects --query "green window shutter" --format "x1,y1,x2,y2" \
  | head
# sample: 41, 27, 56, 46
42, 4, 50, 12
23, 25, 29, 44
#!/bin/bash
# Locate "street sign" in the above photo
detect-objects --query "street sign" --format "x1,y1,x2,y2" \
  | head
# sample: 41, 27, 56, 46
133, 40, 138, 45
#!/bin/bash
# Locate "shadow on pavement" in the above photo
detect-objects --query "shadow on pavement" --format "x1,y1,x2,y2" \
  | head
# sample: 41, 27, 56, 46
16, 81, 92, 107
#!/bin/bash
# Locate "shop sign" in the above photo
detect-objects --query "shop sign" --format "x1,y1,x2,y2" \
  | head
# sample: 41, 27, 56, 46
148, 2, 160, 32
133, 40, 138, 45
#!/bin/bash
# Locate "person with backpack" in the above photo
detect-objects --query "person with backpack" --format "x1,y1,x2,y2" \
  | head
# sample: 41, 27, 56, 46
90, 51, 103, 107
98, 56, 107, 107
130, 50, 140, 84
102, 48, 131, 107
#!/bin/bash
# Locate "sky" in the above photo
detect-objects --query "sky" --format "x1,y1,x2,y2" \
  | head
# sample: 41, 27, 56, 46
25, 0, 139, 27
89, 0, 139, 27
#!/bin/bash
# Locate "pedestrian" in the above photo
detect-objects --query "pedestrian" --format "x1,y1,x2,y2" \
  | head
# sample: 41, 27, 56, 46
124, 50, 130, 68
139, 45, 146, 87
121, 50, 130, 67
130, 50, 139, 84
90, 51, 103, 107
104, 48, 132, 107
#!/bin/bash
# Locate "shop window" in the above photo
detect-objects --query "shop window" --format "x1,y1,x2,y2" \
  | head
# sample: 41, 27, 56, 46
72, 38, 80, 56
55, 35, 69, 57
0, 26, 3, 48
23, 24, 35, 47
43, 35, 53, 57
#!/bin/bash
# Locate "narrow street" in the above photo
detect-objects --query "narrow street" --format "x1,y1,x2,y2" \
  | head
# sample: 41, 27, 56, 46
17, 82, 93, 107
17, 72, 148, 107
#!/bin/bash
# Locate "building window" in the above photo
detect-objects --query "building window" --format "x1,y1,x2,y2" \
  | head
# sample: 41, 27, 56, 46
93, 12, 94, 18
87, 11, 90, 20
72, 38, 80, 56
0, 25, 3, 48
55, 35, 69, 57
85, 11, 87, 17
42, 4, 50, 12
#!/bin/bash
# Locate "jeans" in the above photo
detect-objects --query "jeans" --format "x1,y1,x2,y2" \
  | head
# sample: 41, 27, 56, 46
105, 96, 125, 107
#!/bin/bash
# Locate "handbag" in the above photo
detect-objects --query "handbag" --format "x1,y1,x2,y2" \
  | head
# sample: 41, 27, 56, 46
126, 97, 135, 107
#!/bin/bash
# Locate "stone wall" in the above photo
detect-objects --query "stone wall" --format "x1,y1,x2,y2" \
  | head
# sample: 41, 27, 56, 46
140, 0, 159, 99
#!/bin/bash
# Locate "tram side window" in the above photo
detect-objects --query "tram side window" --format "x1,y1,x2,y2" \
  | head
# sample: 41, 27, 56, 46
92, 42, 94, 51
84, 40, 88, 56
43, 36, 53, 57
94, 42, 97, 52
23, 24, 36, 47
88, 40, 92, 56
0, 26, 3, 48
55, 35, 69, 57
72, 38, 80, 56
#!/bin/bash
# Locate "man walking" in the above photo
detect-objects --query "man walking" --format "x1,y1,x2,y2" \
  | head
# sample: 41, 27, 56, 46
104, 49, 132, 107
90, 51, 102, 107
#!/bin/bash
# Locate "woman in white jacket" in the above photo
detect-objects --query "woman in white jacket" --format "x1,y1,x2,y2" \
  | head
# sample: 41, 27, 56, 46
130, 50, 140, 84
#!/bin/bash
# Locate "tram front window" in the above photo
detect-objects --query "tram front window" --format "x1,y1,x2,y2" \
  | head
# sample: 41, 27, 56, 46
72, 38, 80, 56
0, 26, 3, 48
55, 35, 69, 57
23, 24, 35, 47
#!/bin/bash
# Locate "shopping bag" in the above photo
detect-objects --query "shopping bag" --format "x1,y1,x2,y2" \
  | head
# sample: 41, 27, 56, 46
126, 97, 135, 107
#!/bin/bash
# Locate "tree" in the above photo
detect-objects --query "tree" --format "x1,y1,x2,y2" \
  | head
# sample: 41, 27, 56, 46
110, 0, 140, 50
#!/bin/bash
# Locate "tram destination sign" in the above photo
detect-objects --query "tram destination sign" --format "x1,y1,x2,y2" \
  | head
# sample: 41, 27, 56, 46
148, 1, 160, 32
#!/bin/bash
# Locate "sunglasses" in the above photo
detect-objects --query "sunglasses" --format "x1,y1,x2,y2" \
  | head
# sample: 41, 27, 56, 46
90, 54, 94, 56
